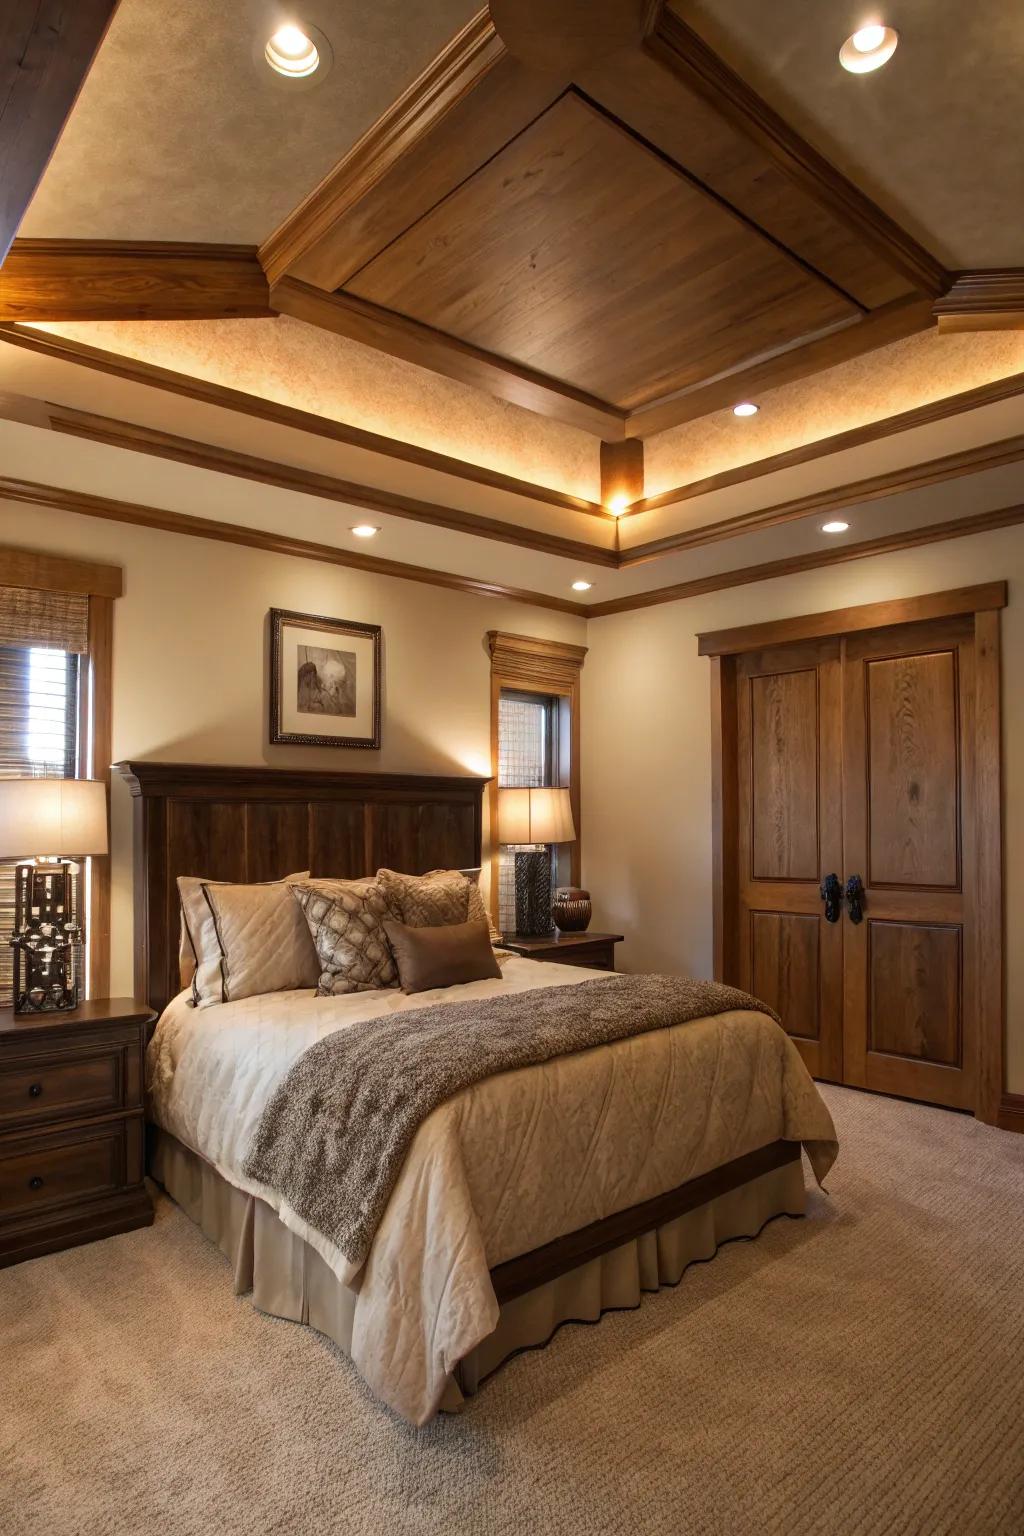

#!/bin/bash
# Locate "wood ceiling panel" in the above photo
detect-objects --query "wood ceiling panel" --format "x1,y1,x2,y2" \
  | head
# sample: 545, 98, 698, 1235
346, 91, 861, 411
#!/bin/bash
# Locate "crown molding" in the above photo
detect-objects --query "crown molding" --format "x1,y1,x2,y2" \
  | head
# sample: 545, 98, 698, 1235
934, 270, 1024, 333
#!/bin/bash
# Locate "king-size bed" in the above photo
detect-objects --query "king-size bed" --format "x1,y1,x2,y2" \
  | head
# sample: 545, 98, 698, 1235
120, 761, 837, 1426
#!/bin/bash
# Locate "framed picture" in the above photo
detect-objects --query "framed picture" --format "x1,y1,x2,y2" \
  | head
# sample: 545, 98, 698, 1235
269, 608, 381, 749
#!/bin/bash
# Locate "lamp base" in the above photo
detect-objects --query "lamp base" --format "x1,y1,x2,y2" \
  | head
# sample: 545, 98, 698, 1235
512, 849, 554, 937
11, 860, 83, 1014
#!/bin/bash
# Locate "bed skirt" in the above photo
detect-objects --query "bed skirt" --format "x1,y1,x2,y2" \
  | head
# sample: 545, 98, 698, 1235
150, 1129, 806, 1413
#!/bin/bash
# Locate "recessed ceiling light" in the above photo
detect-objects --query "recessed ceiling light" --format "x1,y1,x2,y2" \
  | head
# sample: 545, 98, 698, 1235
733, 401, 759, 418
839, 23, 898, 73
572, 580, 593, 592
606, 493, 630, 516
263, 21, 333, 83
821, 520, 850, 534
350, 525, 380, 538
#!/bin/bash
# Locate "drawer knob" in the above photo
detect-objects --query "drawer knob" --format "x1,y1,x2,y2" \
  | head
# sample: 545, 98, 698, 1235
28, 1082, 43, 1098
28, 1175, 44, 1191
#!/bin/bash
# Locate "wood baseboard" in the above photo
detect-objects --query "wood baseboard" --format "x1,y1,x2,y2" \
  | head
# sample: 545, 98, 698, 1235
996, 1093, 1024, 1133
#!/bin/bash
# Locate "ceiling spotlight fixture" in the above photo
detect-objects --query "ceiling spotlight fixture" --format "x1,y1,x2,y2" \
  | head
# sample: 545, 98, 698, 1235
606, 493, 630, 516
733, 401, 759, 418
821, 520, 850, 534
572, 580, 593, 592
263, 21, 332, 82
839, 23, 898, 73
350, 524, 380, 538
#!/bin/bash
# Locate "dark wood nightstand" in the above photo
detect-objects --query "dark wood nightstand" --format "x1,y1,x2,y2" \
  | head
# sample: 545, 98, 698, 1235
0, 997, 155, 1268
500, 932, 624, 971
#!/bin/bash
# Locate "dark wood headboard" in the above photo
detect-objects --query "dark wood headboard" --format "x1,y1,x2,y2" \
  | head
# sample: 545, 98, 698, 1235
115, 761, 489, 1016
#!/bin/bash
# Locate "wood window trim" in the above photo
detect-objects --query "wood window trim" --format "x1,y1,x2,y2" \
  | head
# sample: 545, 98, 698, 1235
702, 583, 1005, 1125
0, 546, 123, 599
486, 632, 588, 927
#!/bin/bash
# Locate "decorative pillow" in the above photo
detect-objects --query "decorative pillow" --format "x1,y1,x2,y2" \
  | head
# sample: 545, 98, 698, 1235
377, 867, 500, 942
292, 878, 399, 996
178, 870, 309, 1002
383, 918, 502, 994
197, 881, 320, 1008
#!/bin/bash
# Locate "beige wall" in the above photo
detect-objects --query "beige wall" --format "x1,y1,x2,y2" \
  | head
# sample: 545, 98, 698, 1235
582, 524, 1024, 1095
0, 500, 586, 996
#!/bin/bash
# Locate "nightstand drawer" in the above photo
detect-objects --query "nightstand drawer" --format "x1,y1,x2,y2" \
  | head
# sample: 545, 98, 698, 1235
0, 1121, 128, 1219
0, 1046, 125, 1130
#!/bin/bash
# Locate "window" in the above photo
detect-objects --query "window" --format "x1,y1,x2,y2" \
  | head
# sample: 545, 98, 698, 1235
497, 690, 559, 933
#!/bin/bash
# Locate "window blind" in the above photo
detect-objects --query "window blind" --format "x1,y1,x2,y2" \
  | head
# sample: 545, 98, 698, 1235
497, 691, 557, 934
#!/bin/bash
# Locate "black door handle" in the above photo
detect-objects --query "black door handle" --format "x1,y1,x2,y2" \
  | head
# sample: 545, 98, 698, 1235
845, 875, 864, 924
820, 873, 842, 923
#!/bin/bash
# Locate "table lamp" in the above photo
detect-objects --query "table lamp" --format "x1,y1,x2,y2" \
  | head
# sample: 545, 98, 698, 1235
0, 777, 108, 1013
497, 786, 576, 937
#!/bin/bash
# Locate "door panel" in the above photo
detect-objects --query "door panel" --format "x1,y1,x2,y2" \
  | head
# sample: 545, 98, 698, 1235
736, 640, 844, 1081
868, 921, 961, 1066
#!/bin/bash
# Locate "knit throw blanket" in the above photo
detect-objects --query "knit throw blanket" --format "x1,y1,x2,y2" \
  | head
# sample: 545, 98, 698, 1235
242, 974, 780, 1269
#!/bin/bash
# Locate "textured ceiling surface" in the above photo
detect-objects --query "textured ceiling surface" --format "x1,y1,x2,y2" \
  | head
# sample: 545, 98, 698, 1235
22, 0, 478, 243
677, 0, 1024, 269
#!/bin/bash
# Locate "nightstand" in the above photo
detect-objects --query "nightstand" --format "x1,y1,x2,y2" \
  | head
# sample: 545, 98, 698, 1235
0, 998, 155, 1268
500, 932, 624, 971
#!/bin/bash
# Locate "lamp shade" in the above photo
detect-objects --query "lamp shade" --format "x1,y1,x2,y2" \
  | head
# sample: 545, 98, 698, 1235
498, 786, 576, 845
0, 777, 108, 859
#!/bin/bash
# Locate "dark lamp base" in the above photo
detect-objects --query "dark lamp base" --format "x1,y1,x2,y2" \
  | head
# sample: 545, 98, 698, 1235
513, 848, 554, 937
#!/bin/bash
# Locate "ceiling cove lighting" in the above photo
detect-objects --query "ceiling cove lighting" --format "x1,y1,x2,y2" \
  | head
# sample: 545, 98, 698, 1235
572, 580, 593, 592
733, 401, 759, 418
839, 24, 898, 73
821, 520, 850, 534
606, 493, 630, 516
265, 23, 321, 78
350, 525, 380, 538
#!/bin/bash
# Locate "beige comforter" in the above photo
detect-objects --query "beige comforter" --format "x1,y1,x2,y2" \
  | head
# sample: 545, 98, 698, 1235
147, 958, 837, 1424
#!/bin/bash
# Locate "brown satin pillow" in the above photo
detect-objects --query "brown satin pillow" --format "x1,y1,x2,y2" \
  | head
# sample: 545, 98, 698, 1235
383, 917, 502, 995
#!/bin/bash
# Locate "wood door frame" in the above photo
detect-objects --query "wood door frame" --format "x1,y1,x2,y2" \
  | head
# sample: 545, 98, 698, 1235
700, 582, 1006, 1124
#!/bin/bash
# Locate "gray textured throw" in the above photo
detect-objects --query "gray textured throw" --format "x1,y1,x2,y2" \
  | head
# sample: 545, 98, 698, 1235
242, 974, 780, 1268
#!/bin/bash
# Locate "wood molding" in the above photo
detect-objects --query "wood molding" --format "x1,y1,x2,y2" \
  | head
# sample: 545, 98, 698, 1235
636, 369, 1024, 514
0, 2, 118, 265
934, 270, 1024, 333
590, 507, 1024, 619
696, 582, 1006, 657
997, 1093, 1024, 1134
0, 542, 122, 597
46, 405, 619, 566
82, 594, 113, 999
973, 607, 1004, 1125
621, 433, 1024, 565
600, 438, 644, 507
644, 7, 948, 300
0, 240, 273, 320
709, 652, 738, 983
270, 276, 626, 440
0, 474, 589, 617
0, 322, 606, 517
487, 630, 589, 687
625, 295, 935, 438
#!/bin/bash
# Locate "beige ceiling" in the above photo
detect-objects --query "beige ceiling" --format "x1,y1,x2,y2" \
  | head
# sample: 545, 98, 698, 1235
22, 0, 478, 244
677, 0, 1024, 269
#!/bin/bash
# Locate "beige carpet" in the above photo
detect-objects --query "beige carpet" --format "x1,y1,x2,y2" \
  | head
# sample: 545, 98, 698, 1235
2, 1085, 1023, 1536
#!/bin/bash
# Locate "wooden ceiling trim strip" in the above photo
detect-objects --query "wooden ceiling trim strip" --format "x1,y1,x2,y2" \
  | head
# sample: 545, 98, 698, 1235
0, 239, 274, 320
270, 277, 626, 441
625, 295, 935, 438
0, 323, 606, 517
934, 271, 1024, 333
644, 7, 949, 300
586, 508, 1024, 619
636, 369, 1024, 514
620, 434, 1024, 565
0, 544, 122, 598
0, 1, 118, 265
0, 475, 590, 618
46, 404, 619, 566
599, 439, 644, 510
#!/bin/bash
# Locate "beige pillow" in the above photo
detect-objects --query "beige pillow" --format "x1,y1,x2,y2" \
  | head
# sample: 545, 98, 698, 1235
292, 878, 399, 996
177, 870, 309, 1003
377, 867, 500, 941
197, 881, 320, 1008
384, 918, 501, 994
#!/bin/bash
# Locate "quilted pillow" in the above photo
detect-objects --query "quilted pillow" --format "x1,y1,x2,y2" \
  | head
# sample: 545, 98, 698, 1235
377, 867, 500, 941
291, 878, 399, 996
178, 870, 310, 1004
198, 881, 320, 1008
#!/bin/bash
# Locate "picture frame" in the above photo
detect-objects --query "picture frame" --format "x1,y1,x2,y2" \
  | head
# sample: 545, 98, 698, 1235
269, 608, 382, 749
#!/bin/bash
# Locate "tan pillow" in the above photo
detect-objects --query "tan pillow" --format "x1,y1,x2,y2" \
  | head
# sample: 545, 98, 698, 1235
177, 870, 309, 1002
197, 881, 320, 1008
377, 867, 500, 942
383, 918, 501, 994
292, 878, 399, 996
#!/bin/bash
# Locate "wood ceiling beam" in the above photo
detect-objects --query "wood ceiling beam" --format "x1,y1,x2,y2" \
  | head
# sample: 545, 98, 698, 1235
271, 277, 626, 440
0, 239, 273, 320
0, 1, 118, 266
934, 271, 1024, 333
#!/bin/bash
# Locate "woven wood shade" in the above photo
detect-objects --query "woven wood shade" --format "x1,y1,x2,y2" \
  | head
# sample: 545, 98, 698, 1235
0, 585, 88, 652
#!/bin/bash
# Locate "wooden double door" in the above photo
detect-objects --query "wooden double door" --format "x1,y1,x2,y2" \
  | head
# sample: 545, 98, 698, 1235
731, 612, 987, 1111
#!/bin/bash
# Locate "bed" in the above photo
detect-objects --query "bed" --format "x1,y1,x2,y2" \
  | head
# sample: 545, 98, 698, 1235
119, 761, 838, 1426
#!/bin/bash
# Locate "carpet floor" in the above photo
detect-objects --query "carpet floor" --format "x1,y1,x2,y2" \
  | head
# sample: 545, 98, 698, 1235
2, 1085, 1023, 1536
